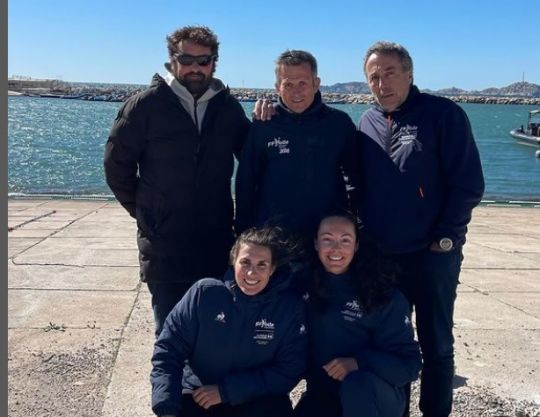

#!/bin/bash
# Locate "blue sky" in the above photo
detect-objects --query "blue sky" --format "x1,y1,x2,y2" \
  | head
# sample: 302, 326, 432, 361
8, 0, 539, 90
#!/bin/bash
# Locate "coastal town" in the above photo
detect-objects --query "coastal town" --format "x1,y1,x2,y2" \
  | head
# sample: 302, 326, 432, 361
8, 76, 540, 105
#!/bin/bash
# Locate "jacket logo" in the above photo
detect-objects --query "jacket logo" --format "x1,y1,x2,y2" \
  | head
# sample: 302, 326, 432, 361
254, 318, 275, 345
299, 324, 306, 335
267, 137, 290, 154
398, 125, 422, 151
341, 299, 363, 322
404, 315, 411, 327
346, 300, 360, 311
255, 319, 275, 329
215, 312, 226, 323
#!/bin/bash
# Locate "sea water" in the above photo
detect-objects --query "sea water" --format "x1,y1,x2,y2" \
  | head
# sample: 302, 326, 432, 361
7, 96, 540, 201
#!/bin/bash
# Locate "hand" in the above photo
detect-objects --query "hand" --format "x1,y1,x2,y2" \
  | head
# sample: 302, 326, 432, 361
323, 357, 359, 381
252, 98, 276, 121
429, 241, 446, 252
193, 385, 222, 409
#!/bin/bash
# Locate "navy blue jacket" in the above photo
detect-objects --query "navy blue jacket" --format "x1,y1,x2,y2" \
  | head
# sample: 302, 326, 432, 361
358, 86, 484, 253
298, 271, 421, 393
235, 92, 360, 237
150, 269, 307, 416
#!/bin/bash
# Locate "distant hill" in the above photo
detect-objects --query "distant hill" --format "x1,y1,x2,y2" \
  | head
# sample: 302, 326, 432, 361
320, 82, 370, 94
476, 82, 540, 97
320, 81, 540, 98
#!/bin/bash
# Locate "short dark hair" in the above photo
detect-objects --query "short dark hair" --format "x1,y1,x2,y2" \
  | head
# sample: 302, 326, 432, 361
230, 226, 292, 268
363, 41, 413, 76
166, 25, 219, 61
275, 49, 318, 79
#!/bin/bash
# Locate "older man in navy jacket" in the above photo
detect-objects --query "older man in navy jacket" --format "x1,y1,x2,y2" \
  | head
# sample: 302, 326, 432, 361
357, 41, 485, 417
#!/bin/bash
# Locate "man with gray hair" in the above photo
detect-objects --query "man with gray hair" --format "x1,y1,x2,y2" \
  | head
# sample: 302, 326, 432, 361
357, 41, 485, 417
235, 49, 360, 250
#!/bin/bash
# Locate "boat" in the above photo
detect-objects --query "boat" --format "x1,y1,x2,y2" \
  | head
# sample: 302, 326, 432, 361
39, 93, 62, 99
510, 109, 540, 147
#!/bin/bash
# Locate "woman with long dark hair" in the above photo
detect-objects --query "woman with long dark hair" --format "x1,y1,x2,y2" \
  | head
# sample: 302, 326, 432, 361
294, 211, 422, 417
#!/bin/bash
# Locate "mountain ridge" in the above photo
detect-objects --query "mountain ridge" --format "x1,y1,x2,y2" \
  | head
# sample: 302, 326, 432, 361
320, 81, 540, 98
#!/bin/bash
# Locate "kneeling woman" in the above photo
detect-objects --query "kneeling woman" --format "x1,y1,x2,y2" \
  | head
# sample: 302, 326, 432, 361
294, 212, 422, 417
151, 227, 307, 417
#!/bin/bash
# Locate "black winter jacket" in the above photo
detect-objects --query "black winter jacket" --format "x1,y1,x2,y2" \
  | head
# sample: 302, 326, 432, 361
104, 74, 250, 282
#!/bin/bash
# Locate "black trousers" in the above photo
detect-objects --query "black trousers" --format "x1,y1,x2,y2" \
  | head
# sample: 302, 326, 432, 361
147, 281, 193, 338
181, 393, 293, 417
392, 247, 463, 417
294, 371, 405, 417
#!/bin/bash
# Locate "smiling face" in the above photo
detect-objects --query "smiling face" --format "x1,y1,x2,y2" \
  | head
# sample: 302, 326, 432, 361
233, 243, 276, 296
275, 63, 320, 114
315, 216, 358, 275
365, 52, 412, 113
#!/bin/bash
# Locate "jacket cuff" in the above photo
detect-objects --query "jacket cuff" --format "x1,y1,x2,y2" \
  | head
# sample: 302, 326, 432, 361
218, 383, 230, 404
153, 405, 180, 417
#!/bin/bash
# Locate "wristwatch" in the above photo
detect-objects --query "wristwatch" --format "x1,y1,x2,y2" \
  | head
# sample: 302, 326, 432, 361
439, 237, 454, 251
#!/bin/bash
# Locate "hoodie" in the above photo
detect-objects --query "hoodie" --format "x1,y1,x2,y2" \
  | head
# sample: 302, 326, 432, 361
235, 91, 360, 238
300, 271, 421, 393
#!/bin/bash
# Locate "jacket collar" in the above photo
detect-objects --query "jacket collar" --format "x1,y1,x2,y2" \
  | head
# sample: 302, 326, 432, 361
276, 90, 325, 118
373, 84, 420, 115
162, 63, 225, 105
223, 266, 292, 304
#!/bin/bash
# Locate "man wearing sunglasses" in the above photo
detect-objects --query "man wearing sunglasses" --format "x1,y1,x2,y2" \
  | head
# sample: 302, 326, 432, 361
104, 25, 250, 338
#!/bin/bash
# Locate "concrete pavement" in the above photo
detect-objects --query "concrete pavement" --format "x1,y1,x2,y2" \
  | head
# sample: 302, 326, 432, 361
7, 199, 540, 416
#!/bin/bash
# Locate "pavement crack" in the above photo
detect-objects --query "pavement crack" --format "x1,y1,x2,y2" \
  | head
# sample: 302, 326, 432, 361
102, 281, 143, 399
8, 210, 57, 232
11, 261, 85, 267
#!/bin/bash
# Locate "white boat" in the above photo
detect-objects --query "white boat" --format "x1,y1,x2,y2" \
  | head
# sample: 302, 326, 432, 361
510, 109, 540, 147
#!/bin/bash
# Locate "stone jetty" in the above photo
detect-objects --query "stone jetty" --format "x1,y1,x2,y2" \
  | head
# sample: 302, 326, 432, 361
7, 78, 540, 105
229, 90, 540, 105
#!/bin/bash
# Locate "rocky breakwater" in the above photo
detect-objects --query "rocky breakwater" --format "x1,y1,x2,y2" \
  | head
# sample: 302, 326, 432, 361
446, 95, 540, 105
230, 89, 374, 104
229, 88, 539, 105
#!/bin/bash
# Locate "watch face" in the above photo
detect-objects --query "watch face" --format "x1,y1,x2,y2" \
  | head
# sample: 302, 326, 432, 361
440, 238, 453, 251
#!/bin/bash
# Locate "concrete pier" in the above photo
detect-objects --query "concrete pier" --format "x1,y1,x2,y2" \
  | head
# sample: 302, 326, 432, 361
7, 199, 540, 416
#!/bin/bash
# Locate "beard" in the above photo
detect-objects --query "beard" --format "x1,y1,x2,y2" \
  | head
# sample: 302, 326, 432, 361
178, 72, 213, 98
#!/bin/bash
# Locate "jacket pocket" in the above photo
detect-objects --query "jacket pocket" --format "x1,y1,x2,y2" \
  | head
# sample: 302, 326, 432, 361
135, 187, 166, 238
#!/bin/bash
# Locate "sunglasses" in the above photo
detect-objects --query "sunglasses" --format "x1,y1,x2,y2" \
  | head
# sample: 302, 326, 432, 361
174, 53, 216, 66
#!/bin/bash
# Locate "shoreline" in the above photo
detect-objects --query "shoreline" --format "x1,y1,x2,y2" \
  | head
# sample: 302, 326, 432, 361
8, 88, 540, 106
7, 195, 540, 207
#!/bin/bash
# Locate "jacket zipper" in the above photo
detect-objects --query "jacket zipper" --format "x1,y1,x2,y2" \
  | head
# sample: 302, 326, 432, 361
386, 114, 393, 154
193, 99, 201, 161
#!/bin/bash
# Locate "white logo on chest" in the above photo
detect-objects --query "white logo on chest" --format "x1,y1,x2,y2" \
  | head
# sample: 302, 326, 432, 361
254, 318, 276, 345
267, 137, 290, 154
397, 125, 422, 150
341, 299, 363, 321
255, 318, 275, 329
